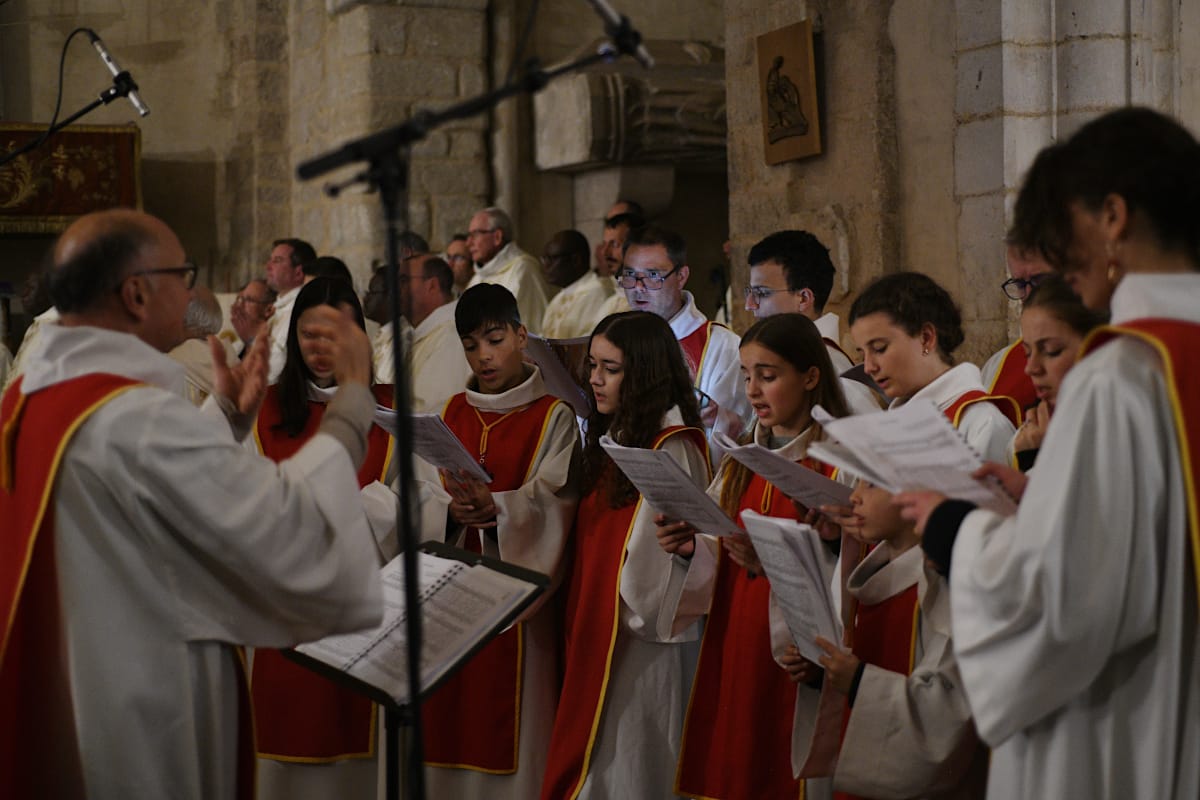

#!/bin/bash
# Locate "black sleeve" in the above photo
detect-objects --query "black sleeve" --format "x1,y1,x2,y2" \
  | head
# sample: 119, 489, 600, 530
847, 662, 867, 707
921, 500, 977, 577
1015, 448, 1039, 473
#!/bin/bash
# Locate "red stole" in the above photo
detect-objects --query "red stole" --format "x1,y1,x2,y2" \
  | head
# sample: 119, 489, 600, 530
944, 389, 1022, 430
676, 458, 836, 800
1083, 319, 1200, 608
0, 374, 255, 800
987, 340, 1037, 419
250, 382, 394, 762
422, 390, 563, 773
679, 321, 724, 386
540, 426, 708, 800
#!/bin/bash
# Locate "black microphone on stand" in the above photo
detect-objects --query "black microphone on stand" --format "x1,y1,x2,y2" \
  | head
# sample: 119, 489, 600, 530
580, 0, 655, 69
87, 31, 150, 117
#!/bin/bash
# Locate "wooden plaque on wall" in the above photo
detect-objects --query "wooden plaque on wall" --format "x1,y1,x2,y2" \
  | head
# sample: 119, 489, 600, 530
756, 20, 821, 165
0, 122, 142, 234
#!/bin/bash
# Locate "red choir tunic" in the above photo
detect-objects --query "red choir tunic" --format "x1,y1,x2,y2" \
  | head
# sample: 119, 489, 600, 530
1082, 320, 1200, 605
541, 426, 707, 800
680, 321, 723, 386
676, 458, 837, 800
250, 382, 395, 762
421, 390, 564, 773
986, 341, 1037, 421
0, 375, 257, 800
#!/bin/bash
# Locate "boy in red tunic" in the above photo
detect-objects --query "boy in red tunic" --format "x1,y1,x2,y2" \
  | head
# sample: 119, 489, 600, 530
420, 283, 579, 800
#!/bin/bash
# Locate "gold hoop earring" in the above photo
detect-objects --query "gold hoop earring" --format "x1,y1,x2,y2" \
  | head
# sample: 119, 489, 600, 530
1107, 261, 1122, 285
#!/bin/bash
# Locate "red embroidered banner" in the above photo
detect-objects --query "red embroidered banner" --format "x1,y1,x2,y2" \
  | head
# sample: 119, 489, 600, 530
0, 122, 141, 234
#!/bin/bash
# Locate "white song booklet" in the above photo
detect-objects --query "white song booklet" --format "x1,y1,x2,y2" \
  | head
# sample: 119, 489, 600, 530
374, 410, 492, 483
740, 510, 841, 664
296, 550, 542, 705
600, 435, 743, 537
807, 400, 1017, 514
712, 431, 852, 509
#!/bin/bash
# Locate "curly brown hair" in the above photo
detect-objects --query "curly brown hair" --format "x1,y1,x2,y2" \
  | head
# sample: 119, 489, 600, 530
582, 311, 703, 508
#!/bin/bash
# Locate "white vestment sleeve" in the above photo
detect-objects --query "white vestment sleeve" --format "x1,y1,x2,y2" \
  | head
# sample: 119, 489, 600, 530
956, 401, 1017, 464
619, 433, 711, 641
74, 392, 383, 647
697, 327, 753, 426
949, 359, 1164, 746
834, 572, 984, 799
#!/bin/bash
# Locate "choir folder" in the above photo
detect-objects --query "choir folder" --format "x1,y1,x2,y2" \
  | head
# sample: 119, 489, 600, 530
286, 541, 548, 707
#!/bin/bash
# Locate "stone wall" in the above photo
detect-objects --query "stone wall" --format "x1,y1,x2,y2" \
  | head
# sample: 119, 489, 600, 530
724, 0, 901, 345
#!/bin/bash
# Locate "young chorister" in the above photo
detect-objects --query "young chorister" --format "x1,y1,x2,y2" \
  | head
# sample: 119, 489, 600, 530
654, 313, 850, 800
418, 283, 580, 800
249, 278, 396, 800
1009, 273, 1105, 470
847, 272, 1019, 461
807, 479, 988, 800
540, 311, 711, 800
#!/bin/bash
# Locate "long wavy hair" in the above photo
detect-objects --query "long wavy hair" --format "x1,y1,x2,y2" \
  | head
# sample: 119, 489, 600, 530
582, 311, 703, 508
275, 277, 368, 437
717, 314, 849, 516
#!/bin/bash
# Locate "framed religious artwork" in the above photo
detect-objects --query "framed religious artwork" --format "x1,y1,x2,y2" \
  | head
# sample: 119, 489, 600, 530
756, 19, 822, 165
0, 122, 141, 234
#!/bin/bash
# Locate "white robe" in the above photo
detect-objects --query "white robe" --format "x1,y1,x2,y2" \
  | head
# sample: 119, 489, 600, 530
467, 241, 554, 334
668, 291, 753, 428
267, 284, 301, 383
889, 361, 1016, 464
3, 305, 59, 392
416, 366, 579, 800
20, 324, 384, 800
815, 311, 884, 415
541, 270, 620, 339
835, 547, 987, 800
408, 302, 472, 414
576, 407, 710, 800
948, 273, 1200, 800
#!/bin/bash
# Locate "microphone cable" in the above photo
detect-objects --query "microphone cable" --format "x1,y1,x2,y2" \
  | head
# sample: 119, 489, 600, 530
0, 26, 93, 167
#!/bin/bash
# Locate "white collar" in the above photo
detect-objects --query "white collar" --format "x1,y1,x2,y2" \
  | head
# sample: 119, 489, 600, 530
813, 312, 840, 341
889, 362, 984, 412
1109, 272, 1200, 325
412, 299, 458, 343
476, 241, 525, 277
21, 323, 185, 396
667, 291, 708, 339
751, 419, 817, 461
273, 284, 302, 311
847, 542, 924, 605
465, 364, 546, 412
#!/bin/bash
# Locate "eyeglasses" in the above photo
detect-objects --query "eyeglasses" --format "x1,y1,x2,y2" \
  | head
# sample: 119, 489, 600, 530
743, 285, 795, 302
127, 263, 198, 289
1001, 273, 1050, 300
616, 265, 680, 290
466, 227, 496, 238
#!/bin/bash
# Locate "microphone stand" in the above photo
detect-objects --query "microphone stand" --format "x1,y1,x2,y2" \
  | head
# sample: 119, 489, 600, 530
298, 32, 645, 800
0, 71, 143, 168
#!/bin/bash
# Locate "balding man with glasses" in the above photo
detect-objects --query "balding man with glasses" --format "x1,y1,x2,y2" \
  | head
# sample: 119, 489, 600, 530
0, 208, 383, 800
230, 278, 276, 359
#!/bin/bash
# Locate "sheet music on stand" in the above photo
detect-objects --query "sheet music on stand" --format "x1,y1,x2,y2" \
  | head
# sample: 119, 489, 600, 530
808, 400, 1017, 514
375, 410, 492, 483
599, 434, 743, 537
740, 510, 841, 663
289, 542, 548, 707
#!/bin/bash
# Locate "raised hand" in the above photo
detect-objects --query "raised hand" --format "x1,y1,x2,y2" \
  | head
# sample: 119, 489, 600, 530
210, 326, 268, 417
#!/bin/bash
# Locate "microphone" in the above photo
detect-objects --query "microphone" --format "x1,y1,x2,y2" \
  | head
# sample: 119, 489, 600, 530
87, 31, 150, 117
580, 0, 655, 69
